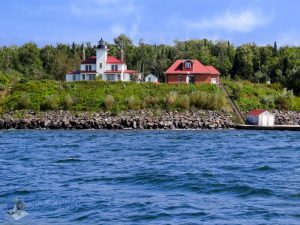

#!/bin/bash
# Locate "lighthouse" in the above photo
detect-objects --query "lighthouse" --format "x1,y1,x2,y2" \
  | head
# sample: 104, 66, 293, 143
96, 38, 107, 79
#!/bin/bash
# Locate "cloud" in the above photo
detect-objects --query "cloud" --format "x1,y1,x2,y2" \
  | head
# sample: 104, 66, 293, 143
187, 9, 272, 32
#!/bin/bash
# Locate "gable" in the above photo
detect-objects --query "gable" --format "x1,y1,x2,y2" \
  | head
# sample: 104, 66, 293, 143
165, 59, 215, 74
248, 109, 268, 116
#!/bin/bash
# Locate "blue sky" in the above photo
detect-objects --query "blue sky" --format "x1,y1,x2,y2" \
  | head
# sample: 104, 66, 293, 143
0, 0, 299, 46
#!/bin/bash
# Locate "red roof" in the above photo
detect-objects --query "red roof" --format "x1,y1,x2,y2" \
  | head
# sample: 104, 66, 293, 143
165, 60, 219, 75
105, 70, 137, 74
206, 66, 220, 75
106, 56, 123, 64
81, 56, 96, 64
248, 109, 267, 116
81, 56, 124, 64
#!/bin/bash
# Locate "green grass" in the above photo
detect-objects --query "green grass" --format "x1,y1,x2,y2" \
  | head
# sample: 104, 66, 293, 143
0, 80, 226, 113
224, 79, 300, 112
2, 77, 298, 114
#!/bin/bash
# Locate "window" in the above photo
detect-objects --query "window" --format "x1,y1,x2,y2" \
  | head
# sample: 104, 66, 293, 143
85, 65, 92, 71
178, 75, 182, 82
111, 65, 118, 71
100, 63, 102, 69
73, 74, 76, 81
117, 74, 121, 80
185, 61, 192, 69
89, 74, 96, 80
107, 74, 115, 81
82, 74, 86, 80
148, 77, 151, 82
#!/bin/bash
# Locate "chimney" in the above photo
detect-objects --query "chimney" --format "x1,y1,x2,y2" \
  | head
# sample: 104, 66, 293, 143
82, 49, 86, 61
121, 41, 125, 63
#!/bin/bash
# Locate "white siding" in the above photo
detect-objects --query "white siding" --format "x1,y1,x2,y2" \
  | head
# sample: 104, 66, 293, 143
145, 74, 158, 82
259, 111, 275, 126
66, 74, 74, 82
96, 48, 107, 75
80, 64, 96, 71
123, 73, 131, 81
246, 111, 275, 126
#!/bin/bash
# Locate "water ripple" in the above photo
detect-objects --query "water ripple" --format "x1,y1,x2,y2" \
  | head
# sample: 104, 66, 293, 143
0, 130, 299, 224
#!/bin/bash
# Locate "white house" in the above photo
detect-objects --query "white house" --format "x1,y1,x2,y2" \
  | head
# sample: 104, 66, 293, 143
246, 109, 275, 126
66, 39, 137, 82
144, 74, 158, 83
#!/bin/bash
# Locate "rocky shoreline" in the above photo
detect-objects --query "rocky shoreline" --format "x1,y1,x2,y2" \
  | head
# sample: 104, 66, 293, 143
272, 110, 300, 125
0, 110, 235, 130
0, 110, 299, 130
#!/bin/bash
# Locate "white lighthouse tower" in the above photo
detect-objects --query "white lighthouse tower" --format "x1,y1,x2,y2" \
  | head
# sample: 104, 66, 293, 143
96, 38, 107, 80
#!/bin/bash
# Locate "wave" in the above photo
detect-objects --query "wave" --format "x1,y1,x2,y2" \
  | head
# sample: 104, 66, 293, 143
212, 184, 274, 197
54, 157, 83, 163
254, 165, 276, 172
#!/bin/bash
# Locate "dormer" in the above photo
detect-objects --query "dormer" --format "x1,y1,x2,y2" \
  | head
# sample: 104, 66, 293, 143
183, 60, 193, 71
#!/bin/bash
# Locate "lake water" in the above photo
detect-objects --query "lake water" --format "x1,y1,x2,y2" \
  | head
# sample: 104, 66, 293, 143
0, 130, 300, 224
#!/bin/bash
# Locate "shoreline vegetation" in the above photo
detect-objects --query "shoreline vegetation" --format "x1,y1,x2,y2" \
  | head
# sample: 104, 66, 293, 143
1, 78, 300, 113
0, 77, 300, 130
1, 35, 300, 129
1, 79, 300, 130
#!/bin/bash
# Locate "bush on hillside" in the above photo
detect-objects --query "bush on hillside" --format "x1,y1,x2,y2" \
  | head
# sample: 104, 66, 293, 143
18, 94, 31, 109
177, 95, 190, 110
41, 95, 59, 111
104, 95, 115, 110
261, 96, 275, 109
165, 91, 178, 108
62, 94, 73, 110
144, 96, 160, 108
274, 89, 295, 110
190, 91, 208, 109
126, 96, 141, 110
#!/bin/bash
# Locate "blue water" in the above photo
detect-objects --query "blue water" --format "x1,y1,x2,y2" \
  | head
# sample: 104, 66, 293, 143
0, 130, 300, 224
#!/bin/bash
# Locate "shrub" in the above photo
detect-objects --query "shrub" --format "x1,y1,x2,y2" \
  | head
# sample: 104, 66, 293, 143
126, 96, 141, 110
177, 95, 190, 110
63, 94, 73, 110
275, 95, 289, 110
0, 83, 6, 90
190, 91, 208, 109
104, 95, 115, 110
207, 93, 226, 110
275, 90, 295, 110
165, 91, 178, 108
41, 95, 59, 111
231, 84, 242, 100
261, 96, 275, 109
0, 74, 9, 85
145, 96, 160, 108
18, 94, 31, 109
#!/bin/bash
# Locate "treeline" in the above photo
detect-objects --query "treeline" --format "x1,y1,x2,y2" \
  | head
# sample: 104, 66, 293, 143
0, 34, 299, 94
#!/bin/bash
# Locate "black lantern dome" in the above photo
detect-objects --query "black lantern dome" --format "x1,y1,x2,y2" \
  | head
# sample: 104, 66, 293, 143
97, 38, 106, 49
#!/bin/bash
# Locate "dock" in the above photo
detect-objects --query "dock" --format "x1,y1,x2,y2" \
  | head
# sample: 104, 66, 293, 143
236, 124, 300, 131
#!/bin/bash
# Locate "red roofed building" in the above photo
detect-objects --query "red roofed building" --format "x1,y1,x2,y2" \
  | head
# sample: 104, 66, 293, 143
246, 109, 275, 126
164, 60, 220, 84
66, 38, 138, 82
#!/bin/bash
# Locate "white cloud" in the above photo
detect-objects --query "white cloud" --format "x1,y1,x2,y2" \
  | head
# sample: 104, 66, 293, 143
69, 0, 141, 44
188, 9, 272, 32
